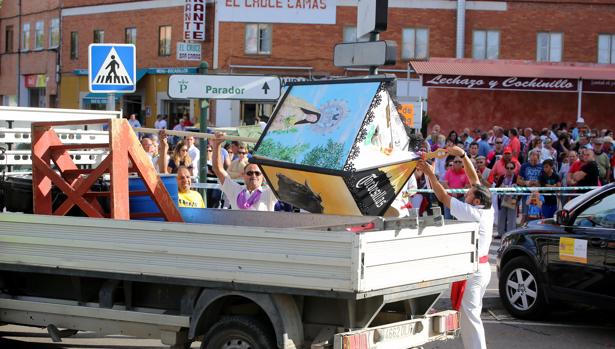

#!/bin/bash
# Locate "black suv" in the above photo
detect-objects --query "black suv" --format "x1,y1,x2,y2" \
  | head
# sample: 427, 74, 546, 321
497, 183, 615, 319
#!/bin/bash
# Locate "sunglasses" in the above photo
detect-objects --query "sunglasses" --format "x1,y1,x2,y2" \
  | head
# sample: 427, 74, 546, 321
495, 141, 503, 144
454, 161, 462, 163
246, 171, 261, 176
506, 167, 515, 170
238, 151, 247, 155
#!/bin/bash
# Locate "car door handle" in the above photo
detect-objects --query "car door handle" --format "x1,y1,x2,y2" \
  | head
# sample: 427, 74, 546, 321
589, 239, 607, 248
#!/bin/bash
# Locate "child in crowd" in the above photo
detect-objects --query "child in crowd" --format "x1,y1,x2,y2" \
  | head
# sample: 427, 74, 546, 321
526, 190, 545, 220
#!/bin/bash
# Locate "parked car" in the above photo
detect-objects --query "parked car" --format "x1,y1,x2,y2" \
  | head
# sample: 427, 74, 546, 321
497, 183, 615, 319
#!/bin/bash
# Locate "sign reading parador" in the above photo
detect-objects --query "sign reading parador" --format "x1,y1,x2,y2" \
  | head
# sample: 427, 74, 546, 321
168, 74, 281, 100
218, 0, 336, 24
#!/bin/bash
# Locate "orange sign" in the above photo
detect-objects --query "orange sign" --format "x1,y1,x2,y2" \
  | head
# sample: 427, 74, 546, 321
398, 103, 414, 127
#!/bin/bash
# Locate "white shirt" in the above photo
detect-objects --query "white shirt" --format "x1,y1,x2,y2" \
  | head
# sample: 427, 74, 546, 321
188, 144, 200, 174
154, 119, 167, 129
220, 174, 277, 211
450, 197, 494, 258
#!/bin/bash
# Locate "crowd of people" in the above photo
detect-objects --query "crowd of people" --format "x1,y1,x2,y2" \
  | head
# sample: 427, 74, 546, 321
411, 120, 609, 237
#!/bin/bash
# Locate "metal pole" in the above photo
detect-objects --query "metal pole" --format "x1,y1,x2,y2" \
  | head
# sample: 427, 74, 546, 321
577, 78, 583, 123
198, 61, 209, 203
369, 32, 379, 75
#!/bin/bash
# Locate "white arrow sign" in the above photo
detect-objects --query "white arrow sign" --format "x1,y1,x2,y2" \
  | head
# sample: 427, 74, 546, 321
168, 75, 281, 100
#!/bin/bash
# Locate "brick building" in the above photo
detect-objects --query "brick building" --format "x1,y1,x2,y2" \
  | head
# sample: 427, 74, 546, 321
0, 1, 61, 108
1, 0, 615, 131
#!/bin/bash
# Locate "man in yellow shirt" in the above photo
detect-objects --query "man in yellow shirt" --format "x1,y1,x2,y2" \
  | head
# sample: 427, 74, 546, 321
176, 166, 205, 208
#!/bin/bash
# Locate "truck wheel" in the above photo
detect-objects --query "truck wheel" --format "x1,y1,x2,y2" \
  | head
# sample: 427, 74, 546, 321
499, 256, 548, 319
201, 315, 276, 349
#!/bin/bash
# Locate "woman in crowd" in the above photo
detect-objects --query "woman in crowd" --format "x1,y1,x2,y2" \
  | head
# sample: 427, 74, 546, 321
167, 141, 194, 175
495, 161, 518, 237
228, 144, 250, 179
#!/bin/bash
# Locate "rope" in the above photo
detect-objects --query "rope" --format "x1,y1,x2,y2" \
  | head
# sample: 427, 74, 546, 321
408, 186, 598, 194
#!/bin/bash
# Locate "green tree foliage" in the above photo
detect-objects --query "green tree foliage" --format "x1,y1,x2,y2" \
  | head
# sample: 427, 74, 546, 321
257, 139, 308, 163
301, 139, 345, 169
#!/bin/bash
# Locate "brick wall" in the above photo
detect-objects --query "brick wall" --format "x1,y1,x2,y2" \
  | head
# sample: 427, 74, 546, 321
61, 4, 215, 72
427, 88, 615, 134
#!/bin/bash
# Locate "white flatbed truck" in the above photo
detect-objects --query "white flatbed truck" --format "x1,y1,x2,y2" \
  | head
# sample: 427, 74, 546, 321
0, 207, 478, 349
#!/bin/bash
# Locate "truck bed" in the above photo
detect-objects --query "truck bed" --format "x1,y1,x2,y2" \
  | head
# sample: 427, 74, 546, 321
0, 211, 478, 299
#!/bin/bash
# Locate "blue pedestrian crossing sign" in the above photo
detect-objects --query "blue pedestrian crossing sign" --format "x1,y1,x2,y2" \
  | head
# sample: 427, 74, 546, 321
88, 44, 136, 93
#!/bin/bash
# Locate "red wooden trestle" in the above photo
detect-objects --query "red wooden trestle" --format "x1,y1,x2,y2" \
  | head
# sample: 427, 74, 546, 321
31, 118, 183, 222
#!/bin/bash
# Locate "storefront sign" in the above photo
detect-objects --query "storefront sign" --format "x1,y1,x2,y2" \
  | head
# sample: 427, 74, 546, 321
184, 0, 206, 40
583, 79, 615, 93
25, 74, 47, 88
217, 0, 336, 24
422, 74, 578, 92
177, 42, 202, 61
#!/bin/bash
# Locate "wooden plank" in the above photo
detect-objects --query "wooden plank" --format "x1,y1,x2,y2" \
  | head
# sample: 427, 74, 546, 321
32, 119, 112, 128
31, 126, 53, 214
49, 143, 109, 150
128, 123, 183, 223
52, 156, 112, 217
108, 119, 130, 220
135, 127, 258, 143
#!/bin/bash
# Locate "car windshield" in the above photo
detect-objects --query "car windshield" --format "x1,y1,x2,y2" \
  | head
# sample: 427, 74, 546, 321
573, 191, 615, 228
564, 186, 606, 211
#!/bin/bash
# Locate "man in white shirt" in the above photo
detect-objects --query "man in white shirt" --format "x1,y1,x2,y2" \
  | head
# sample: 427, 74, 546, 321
417, 145, 493, 349
185, 135, 200, 177
154, 114, 167, 129
211, 132, 277, 211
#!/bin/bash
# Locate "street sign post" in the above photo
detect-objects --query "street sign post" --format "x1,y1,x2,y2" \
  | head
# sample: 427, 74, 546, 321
88, 44, 136, 93
168, 75, 281, 100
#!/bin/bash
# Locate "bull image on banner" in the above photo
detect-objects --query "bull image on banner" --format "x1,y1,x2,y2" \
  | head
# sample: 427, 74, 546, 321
251, 78, 420, 216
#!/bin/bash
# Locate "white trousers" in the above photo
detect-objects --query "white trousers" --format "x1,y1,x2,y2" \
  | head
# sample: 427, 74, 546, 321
460, 262, 491, 349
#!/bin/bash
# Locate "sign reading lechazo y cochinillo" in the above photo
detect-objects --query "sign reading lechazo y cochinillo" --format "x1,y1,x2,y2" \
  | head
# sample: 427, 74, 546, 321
422, 74, 578, 92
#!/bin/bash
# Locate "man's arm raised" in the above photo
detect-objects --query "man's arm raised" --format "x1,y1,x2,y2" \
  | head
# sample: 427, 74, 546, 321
211, 132, 229, 185
417, 160, 451, 208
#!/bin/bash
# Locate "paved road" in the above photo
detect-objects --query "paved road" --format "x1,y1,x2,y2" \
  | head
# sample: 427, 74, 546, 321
2, 239, 613, 349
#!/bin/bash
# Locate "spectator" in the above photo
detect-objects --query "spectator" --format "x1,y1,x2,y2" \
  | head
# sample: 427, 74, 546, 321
468, 142, 479, 160
494, 126, 510, 146
592, 137, 610, 184
185, 136, 200, 177
447, 130, 460, 145
228, 144, 250, 179
426, 124, 441, 148
488, 146, 520, 185
517, 149, 543, 224
559, 151, 576, 187
128, 113, 141, 138
475, 156, 491, 186
154, 114, 167, 129
167, 141, 194, 175
487, 138, 505, 169
442, 155, 470, 219
176, 166, 205, 208
496, 163, 518, 237
477, 133, 491, 157
526, 191, 544, 221
538, 159, 561, 219
540, 138, 557, 164
211, 132, 277, 211
508, 128, 521, 159
569, 148, 600, 188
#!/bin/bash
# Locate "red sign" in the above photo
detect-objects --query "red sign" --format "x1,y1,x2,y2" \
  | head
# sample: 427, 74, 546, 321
25, 74, 47, 88
422, 74, 578, 92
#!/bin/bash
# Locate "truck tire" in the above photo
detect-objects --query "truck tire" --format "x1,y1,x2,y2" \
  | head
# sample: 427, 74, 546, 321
499, 256, 548, 320
201, 315, 276, 349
